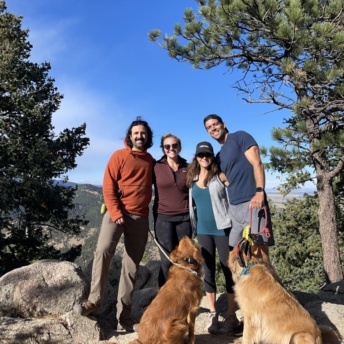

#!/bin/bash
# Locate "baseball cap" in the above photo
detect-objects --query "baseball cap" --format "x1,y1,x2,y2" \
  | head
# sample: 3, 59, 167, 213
195, 141, 214, 155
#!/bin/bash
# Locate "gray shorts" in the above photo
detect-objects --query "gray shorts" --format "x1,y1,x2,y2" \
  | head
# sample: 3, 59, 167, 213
228, 201, 275, 247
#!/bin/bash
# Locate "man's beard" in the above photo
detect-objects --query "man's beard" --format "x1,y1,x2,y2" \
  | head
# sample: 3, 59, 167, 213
133, 139, 145, 149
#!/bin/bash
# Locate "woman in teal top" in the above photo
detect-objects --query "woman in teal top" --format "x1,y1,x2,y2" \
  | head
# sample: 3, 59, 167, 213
186, 141, 239, 335
191, 184, 225, 235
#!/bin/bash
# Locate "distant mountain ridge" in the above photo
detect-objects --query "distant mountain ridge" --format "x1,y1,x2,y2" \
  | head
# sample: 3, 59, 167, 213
57, 179, 316, 194
266, 188, 316, 195
61, 183, 156, 272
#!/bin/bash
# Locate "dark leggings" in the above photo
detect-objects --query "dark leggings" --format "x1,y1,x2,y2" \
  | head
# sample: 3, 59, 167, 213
155, 217, 192, 287
197, 234, 234, 294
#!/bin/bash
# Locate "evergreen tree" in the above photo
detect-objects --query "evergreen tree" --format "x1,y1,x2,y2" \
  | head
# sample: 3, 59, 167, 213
0, 1, 90, 273
270, 195, 325, 292
150, 0, 344, 282
270, 192, 344, 292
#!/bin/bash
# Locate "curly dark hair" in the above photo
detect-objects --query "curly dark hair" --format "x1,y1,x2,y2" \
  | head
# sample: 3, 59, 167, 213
124, 116, 153, 150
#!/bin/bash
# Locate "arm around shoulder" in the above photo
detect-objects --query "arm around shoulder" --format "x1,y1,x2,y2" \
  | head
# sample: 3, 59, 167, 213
219, 172, 229, 187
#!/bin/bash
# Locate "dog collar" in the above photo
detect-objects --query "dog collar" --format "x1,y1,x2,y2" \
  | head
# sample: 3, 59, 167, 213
240, 262, 256, 277
176, 258, 203, 279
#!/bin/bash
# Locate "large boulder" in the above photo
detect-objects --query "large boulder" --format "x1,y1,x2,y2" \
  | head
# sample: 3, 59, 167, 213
0, 260, 88, 318
0, 258, 160, 344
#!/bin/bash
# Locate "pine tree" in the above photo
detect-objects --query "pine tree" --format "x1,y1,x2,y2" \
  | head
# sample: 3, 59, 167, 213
0, 1, 90, 273
270, 195, 325, 292
150, 0, 344, 282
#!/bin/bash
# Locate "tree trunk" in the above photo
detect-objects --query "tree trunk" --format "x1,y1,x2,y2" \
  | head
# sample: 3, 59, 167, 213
316, 174, 343, 283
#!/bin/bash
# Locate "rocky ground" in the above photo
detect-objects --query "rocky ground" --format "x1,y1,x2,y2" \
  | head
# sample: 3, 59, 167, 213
99, 289, 344, 344
0, 260, 343, 344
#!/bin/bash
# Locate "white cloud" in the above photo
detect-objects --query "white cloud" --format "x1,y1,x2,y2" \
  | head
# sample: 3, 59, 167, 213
22, 15, 79, 64
51, 79, 139, 184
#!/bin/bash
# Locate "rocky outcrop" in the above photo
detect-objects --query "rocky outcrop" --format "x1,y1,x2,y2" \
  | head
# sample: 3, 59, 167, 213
0, 259, 343, 344
0, 260, 88, 318
0, 258, 158, 343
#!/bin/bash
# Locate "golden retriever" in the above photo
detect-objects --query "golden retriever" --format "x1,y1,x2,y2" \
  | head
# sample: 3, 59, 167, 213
129, 236, 204, 344
228, 246, 340, 344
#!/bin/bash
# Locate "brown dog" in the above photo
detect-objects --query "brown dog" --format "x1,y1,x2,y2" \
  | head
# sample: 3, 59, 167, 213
228, 247, 340, 344
129, 236, 204, 344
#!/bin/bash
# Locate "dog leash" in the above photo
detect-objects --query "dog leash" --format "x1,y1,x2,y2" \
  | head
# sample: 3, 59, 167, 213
147, 228, 201, 278
100, 203, 201, 278
242, 206, 271, 245
252, 205, 271, 238
236, 206, 271, 267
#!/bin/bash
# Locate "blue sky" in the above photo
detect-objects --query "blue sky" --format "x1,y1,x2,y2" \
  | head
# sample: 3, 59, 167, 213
6, 0, 311, 190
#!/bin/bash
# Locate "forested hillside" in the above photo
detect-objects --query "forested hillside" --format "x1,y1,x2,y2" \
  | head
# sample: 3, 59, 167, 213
50, 184, 103, 248
55, 184, 157, 273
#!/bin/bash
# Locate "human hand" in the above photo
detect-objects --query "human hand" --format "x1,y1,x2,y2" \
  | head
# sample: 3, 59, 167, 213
115, 217, 124, 224
249, 193, 264, 209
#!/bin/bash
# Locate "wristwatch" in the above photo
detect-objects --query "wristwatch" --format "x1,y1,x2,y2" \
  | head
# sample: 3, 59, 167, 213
256, 187, 264, 192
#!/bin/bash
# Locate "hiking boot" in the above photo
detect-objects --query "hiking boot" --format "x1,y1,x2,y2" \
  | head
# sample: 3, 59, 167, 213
73, 300, 97, 316
232, 321, 244, 337
204, 311, 219, 334
217, 314, 240, 334
115, 320, 139, 333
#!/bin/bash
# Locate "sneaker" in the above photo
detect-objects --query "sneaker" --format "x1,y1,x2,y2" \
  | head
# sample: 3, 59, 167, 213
217, 314, 240, 334
73, 300, 97, 316
204, 311, 219, 334
115, 320, 139, 333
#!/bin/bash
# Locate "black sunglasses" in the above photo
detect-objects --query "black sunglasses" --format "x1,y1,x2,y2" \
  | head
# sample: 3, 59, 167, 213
164, 143, 179, 150
197, 152, 213, 158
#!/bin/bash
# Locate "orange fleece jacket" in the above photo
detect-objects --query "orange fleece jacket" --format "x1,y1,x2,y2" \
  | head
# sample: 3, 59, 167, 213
103, 147, 154, 222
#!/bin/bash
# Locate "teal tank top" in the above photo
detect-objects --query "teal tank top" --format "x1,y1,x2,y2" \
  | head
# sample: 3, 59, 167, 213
192, 184, 226, 236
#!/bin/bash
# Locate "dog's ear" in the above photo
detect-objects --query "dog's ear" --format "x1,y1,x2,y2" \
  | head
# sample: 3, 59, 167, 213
228, 250, 236, 270
169, 245, 180, 263
235, 240, 253, 267
190, 244, 203, 267
228, 250, 241, 282
186, 238, 203, 265
237, 249, 246, 268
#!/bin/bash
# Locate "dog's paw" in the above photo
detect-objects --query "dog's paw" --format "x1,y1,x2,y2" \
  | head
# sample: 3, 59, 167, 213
233, 338, 242, 344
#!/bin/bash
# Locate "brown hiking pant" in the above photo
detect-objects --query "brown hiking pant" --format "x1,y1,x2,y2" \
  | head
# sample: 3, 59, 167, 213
88, 210, 149, 324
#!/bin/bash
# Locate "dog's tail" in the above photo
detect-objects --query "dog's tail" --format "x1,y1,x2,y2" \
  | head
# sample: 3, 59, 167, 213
319, 325, 342, 344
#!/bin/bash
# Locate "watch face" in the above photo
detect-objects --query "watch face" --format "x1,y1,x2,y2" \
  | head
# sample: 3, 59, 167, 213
256, 187, 264, 192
